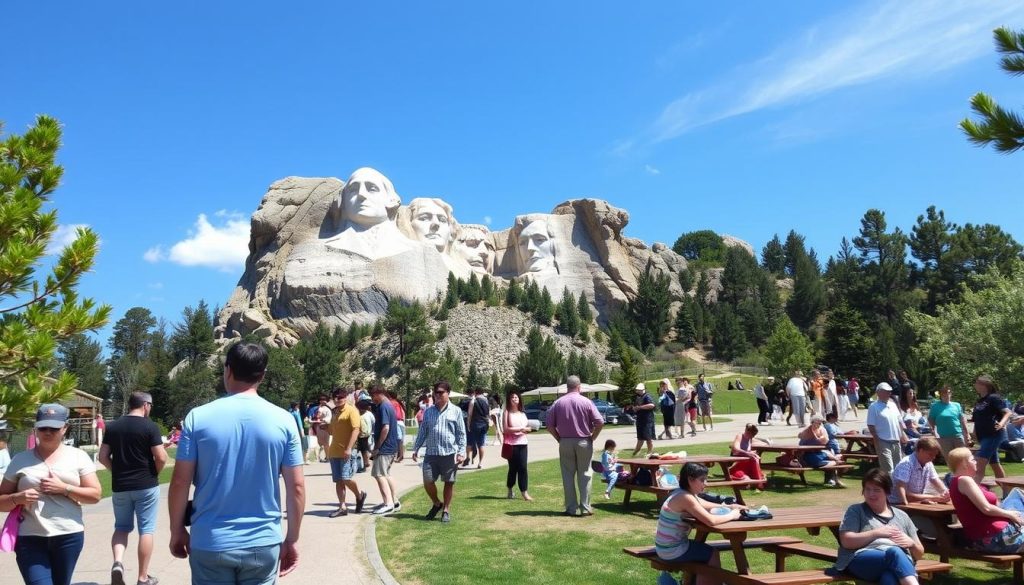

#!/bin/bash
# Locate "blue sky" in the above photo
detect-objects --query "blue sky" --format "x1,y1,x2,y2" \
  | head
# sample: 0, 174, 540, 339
5, 1, 1024, 338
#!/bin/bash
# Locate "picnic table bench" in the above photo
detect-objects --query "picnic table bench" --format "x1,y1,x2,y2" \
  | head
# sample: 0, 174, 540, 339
611, 455, 759, 506
752, 444, 854, 485
837, 433, 879, 463
897, 501, 1024, 582
994, 475, 1024, 497
624, 506, 952, 585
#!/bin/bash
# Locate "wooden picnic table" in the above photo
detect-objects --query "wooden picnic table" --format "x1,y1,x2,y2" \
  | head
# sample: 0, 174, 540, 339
897, 501, 1024, 581
689, 505, 842, 575
613, 455, 758, 505
994, 475, 1024, 494
752, 444, 854, 485
837, 432, 879, 463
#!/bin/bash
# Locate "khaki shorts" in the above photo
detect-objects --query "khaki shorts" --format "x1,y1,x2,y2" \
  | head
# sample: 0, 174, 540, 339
371, 453, 395, 478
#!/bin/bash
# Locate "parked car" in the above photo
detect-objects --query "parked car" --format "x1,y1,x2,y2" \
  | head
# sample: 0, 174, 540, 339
591, 398, 634, 425
524, 401, 551, 428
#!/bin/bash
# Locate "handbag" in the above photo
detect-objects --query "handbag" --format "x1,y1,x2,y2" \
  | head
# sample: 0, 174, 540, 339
501, 443, 513, 460
1, 505, 23, 553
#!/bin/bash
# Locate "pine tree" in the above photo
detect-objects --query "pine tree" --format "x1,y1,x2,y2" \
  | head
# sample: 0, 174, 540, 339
0, 116, 110, 426
372, 319, 384, 338
56, 334, 107, 398
296, 323, 341, 400
678, 267, 695, 294
673, 300, 696, 347
534, 287, 555, 325
261, 346, 305, 408
345, 322, 360, 349
712, 305, 748, 361
383, 300, 437, 403
466, 362, 482, 390
626, 262, 672, 351
464, 273, 482, 303
695, 271, 711, 307
506, 278, 523, 307
170, 301, 217, 364
423, 347, 464, 393
577, 292, 593, 324
761, 234, 786, 275
489, 371, 502, 395
480, 275, 494, 301
556, 287, 581, 337
783, 230, 808, 276
436, 323, 448, 340
786, 253, 826, 330
822, 303, 877, 379
611, 340, 641, 405
961, 27, 1024, 153
512, 326, 565, 389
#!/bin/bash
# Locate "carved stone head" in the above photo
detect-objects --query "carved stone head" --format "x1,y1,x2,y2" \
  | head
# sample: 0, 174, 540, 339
408, 197, 456, 253
514, 214, 558, 275
335, 167, 401, 229
454, 224, 495, 275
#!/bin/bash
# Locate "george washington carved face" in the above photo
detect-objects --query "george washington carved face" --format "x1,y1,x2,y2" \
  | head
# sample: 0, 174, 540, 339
339, 167, 400, 228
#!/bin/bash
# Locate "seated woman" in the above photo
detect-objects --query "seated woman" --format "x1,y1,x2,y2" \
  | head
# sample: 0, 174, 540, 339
946, 447, 1024, 553
654, 462, 746, 585
728, 423, 769, 490
798, 415, 845, 487
835, 469, 924, 585
163, 423, 181, 448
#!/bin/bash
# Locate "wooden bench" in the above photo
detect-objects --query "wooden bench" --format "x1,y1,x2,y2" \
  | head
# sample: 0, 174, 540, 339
838, 452, 877, 462
766, 541, 952, 579
761, 463, 855, 485
920, 533, 1024, 582
607, 478, 762, 506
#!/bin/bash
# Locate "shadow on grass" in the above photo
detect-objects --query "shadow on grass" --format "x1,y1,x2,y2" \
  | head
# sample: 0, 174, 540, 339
468, 495, 510, 501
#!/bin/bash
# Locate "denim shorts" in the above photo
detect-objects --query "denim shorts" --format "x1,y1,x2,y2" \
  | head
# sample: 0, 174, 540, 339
330, 456, 358, 482
657, 540, 713, 564
468, 425, 489, 448
189, 544, 280, 585
112, 486, 161, 534
977, 434, 1005, 462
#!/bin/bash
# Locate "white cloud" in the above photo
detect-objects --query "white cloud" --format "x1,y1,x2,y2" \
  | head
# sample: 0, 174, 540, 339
46, 224, 88, 255
145, 211, 250, 272
483, 215, 493, 226
644, 164, 661, 175
143, 246, 164, 263
648, 0, 1024, 143
147, 282, 164, 290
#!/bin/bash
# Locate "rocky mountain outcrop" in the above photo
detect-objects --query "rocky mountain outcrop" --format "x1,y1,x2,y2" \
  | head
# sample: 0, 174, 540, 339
215, 168, 693, 347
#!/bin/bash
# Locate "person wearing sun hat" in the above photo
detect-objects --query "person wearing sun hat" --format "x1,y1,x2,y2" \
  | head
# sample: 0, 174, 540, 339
1, 403, 103, 585
868, 383, 908, 473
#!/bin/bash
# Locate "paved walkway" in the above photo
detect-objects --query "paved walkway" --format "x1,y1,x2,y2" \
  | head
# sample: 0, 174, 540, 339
1, 410, 842, 584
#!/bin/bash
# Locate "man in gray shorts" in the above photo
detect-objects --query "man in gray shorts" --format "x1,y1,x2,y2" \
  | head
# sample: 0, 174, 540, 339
411, 380, 467, 523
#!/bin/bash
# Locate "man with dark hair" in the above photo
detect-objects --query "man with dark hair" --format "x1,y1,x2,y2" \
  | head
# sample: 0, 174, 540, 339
465, 387, 490, 469
412, 380, 467, 523
169, 342, 305, 583
101, 392, 167, 585
328, 388, 366, 517
369, 385, 400, 515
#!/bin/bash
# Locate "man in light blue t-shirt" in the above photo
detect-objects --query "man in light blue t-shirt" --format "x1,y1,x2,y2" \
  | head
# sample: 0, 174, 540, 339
169, 342, 305, 584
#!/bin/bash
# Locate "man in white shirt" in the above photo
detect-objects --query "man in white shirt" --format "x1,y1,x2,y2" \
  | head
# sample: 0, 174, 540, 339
785, 371, 808, 427
867, 383, 908, 473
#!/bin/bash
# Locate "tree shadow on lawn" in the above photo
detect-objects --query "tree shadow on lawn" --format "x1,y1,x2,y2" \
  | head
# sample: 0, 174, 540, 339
504, 510, 578, 518
467, 495, 510, 501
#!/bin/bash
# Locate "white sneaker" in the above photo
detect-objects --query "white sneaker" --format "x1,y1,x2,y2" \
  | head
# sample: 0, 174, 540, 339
825, 479, 837, 487
372, 504, 395, 516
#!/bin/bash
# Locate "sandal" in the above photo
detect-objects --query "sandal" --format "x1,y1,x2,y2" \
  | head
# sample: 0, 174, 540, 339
329, 508, 348, 518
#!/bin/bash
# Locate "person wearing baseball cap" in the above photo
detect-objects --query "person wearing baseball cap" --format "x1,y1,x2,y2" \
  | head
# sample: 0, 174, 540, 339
1, 403, 102, 585
867, 383, 908, 473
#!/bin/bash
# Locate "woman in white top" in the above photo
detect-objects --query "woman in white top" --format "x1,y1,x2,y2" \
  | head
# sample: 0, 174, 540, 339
1, 404, 102, 585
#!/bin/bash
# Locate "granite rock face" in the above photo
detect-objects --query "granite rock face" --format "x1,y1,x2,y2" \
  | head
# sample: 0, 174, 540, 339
216, 169, 692, 346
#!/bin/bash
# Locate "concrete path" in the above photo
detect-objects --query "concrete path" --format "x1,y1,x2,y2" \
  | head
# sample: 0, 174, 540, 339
1, 409, 841, 584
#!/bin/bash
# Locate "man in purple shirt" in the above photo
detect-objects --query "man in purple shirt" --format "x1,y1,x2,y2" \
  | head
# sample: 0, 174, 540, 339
546, 375, 604, 516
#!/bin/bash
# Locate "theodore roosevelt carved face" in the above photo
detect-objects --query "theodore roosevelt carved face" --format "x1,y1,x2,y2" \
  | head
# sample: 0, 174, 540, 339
454, 224, 494, 274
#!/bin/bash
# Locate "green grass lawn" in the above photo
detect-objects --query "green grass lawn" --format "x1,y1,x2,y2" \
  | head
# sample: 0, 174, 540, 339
376, 441, 1022, 585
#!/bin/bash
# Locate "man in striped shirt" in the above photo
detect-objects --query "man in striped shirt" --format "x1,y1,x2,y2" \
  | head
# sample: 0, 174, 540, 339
412, 380, 467, 523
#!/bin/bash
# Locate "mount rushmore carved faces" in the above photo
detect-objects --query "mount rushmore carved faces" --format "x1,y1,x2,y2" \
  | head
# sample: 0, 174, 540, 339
408, 197, 455, 253
338, 167, 401, 229
454, 224, 495, 275
515, 215, 558, 275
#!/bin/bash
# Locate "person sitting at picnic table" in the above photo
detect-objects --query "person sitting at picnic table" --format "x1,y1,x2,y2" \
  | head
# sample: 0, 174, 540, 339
824, 411, 844, 455
946, 447, 1024, 553
889, 437, 949, 505
999, 414, 1024, 462
728, 423, 769, 490
835, 469, 925, 585
798, 415, 845, 487
654, 462, 746, 585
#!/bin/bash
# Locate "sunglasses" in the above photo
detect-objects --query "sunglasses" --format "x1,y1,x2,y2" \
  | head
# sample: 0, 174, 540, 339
37, 427, 62, 433
432, 390, 448, 395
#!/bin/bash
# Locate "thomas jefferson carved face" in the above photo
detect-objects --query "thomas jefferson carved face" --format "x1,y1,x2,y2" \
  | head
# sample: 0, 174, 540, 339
455, 226, 494, 274
409, 199, 453, 252
518, 218, 555, 273
340, 167, 400, 228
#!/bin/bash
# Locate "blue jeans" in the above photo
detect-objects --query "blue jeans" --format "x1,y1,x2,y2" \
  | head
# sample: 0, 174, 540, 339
604, 471, 619, 495
189, 544, 281, 585
845, 547, 916, 585
113, 486, 161, 534
15, 531, 85, 585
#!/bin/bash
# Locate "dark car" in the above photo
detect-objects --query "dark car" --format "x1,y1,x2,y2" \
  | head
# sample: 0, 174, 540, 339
524, 401, 551, 427
591, 398, 634, 425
